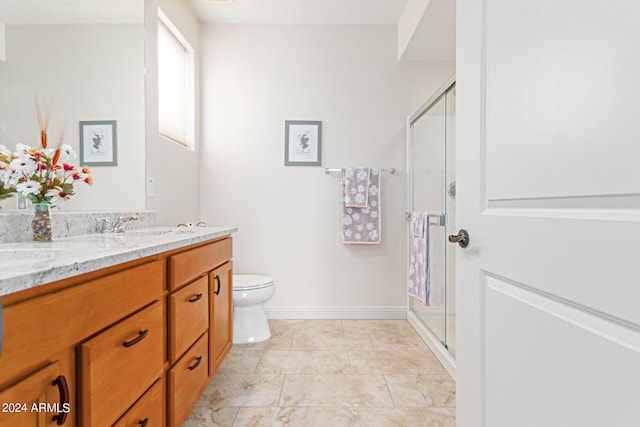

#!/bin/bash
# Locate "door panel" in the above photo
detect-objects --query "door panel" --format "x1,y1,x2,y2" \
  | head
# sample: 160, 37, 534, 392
486, 275, 640, 426
457, 0, 640, 425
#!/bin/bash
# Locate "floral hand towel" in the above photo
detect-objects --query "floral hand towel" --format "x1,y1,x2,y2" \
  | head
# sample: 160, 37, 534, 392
340, 168, 381, 245
409, 212, 430, 305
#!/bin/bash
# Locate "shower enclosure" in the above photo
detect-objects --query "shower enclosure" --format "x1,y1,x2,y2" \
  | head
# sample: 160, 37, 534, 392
407, 76, 456, 364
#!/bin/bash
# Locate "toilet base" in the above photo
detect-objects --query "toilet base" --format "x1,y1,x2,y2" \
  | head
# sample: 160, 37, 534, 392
233, 303, 271, 344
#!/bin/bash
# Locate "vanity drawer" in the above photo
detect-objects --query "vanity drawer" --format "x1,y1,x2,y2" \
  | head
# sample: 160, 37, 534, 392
80, 301, 164, 427
113, 378, 164, 427
0, 259, 164, 386
169, 275, 209, 363
168, 333, 209, 427
168, 237, 232, 290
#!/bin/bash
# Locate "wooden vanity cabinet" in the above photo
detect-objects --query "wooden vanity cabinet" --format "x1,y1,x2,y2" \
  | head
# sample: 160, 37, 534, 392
0, 235, 234, 427
166, 237, 233, 426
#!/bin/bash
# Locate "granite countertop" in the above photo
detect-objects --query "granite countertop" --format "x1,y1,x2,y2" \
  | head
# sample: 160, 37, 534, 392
0, 226, 238, 297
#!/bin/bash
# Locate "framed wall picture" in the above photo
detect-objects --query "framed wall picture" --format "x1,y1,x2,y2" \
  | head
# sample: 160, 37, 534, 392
284, 120, 322, 166
79, 120, 117, 166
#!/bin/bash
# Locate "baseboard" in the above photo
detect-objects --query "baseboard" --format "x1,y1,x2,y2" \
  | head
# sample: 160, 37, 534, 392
264, 306, 407, 320
407, 311, 456, 380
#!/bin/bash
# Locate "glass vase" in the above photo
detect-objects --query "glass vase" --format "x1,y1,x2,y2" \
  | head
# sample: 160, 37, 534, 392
32, 202, 52, 241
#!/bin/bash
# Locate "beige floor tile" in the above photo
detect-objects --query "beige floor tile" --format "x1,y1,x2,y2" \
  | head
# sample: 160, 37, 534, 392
292, 331, 373, 351
348, 349, 446, 375
271, 319, 344, 334
183, 406, 239, 427
385, 374, 456, 407
185, 320, 457, 426
342, 319, 417, 336
256, 350, 350, 374
280, 374, 394, 407
232, 331, 294, 351
216, 348, 263, 374
198, 374, 284, 407
369, 329, 430, 351
232, 407, 358, 427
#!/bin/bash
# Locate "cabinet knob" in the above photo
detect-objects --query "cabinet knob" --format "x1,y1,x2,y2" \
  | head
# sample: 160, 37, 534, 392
188, 293, 203, 303
122, 329, 149, 348
51, 375, 69, 425
188, 356, 203, 371
214, 275, 221, 296
139, 418, 149, 427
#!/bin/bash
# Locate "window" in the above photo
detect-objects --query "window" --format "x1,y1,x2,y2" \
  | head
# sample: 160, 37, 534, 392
157, 9, 194, 149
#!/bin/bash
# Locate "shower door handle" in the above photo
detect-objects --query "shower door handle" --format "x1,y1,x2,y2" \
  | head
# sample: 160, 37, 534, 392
448, 229, 469, 248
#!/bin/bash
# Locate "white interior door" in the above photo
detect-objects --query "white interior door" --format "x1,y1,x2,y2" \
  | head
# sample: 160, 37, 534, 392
456, 1, 640, 426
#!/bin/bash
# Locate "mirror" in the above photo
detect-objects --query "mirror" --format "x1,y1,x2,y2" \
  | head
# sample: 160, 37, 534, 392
0, 0, 145, 211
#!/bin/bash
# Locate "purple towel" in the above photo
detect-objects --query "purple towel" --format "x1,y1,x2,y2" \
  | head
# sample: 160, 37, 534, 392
340, 168, 381, 245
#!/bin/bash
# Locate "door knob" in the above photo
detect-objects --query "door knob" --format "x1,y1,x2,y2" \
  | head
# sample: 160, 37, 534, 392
448, 229, 469, 248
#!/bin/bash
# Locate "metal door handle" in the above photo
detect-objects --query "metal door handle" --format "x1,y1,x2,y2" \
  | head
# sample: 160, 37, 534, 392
448, 229, 469, 248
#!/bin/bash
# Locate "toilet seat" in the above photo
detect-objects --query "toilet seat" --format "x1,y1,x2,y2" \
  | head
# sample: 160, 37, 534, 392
233, 274, 274, 291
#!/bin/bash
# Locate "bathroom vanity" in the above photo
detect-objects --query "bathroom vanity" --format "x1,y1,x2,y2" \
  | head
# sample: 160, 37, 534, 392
0, 226, 237, 426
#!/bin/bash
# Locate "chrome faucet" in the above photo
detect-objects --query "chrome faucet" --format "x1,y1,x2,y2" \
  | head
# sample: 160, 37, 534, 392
113, 215, 140, 233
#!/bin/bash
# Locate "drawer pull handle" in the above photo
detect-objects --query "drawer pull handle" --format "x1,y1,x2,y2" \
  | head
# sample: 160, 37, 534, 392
214, 275, 221, 295
139, 418, 149, 427
188, 356, 203, 371
123, 329, 149, 348
189, 293, 203, 303
51, 375, 69, 425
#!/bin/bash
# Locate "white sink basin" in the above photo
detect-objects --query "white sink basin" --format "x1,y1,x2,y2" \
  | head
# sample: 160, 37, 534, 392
0, 248, 71, 268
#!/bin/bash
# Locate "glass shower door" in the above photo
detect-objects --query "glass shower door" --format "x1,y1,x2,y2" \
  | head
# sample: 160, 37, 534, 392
408, 79, 456, 356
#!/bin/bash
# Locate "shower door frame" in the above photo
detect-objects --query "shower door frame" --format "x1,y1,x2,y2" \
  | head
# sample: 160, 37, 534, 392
406, 74, 456, 378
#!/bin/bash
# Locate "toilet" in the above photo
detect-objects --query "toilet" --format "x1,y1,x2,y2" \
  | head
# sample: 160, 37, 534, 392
232, 274, 275, 343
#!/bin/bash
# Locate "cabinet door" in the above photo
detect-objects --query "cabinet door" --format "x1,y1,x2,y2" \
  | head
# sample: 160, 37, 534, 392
168, 334, 208, 427
0, 361, 71, 427
169, 276, 209, 363
79, 301, 164, 427
113, 379, 164, 427
208, 262, 233, 375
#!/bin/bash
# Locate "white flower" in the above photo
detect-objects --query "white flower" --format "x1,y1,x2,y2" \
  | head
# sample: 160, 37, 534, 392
10, 157, 38, 176
355, 233, 362, 240
357, 169, 368, 181
357, 225, 363, 232
352, 213, 360, 220
371, 211, 378, 219
344, 229, 352, 237
342, 215, 353, 225
46, 186, 71, 206
369, 185, 379, 196
351, 187, 357, 194
354, 193, 365, 205
357, 184, 365, 193
60, 144, 77, 162
368, 230, 379, 240
16, 180, 41, 196
366, 222, 374, 230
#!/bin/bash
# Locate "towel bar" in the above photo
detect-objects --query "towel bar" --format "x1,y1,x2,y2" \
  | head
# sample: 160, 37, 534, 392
325, 168, 396, 174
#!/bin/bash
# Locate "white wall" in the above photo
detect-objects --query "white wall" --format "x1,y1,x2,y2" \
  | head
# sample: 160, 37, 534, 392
0, 24, 145, 211
200, 24, 454, 317
144, 0, 201, 226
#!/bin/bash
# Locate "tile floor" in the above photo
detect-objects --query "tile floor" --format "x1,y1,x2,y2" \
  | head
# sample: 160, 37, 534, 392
184, 319, 456, 427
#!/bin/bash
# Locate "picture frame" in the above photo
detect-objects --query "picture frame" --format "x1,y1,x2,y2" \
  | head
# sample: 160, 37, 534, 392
79, 120, 118, 166
284, 120, 322, 166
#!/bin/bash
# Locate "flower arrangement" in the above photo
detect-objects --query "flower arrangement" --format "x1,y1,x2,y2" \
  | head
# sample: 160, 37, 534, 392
0, 100, 93, 207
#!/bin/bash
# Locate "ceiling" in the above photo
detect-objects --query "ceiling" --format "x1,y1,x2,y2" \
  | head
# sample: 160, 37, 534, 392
189, 0, 408, 25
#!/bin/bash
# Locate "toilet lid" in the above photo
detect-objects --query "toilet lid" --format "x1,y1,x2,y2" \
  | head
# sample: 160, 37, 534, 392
233, 274, 274, 291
